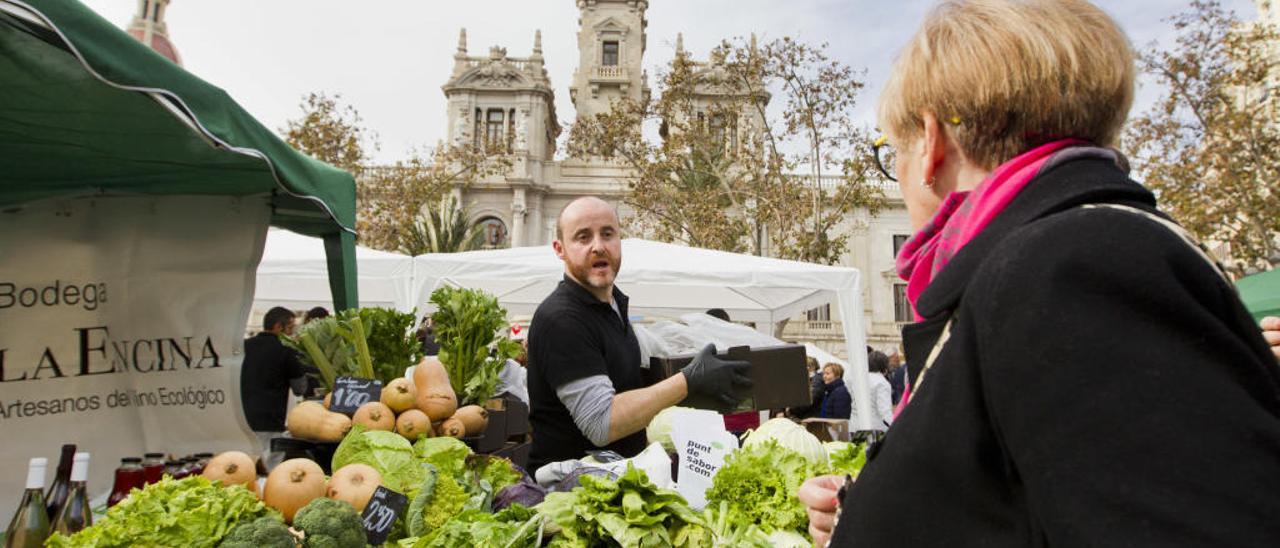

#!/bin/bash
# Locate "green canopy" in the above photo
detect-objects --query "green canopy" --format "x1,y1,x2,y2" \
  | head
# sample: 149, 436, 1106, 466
1237, 268, 1280, 322
0, 0, 357, 308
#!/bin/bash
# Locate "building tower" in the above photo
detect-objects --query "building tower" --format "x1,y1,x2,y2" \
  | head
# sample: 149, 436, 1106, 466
126, 0, 181, 65
442, 29, 560, 248
569, 0, 651, 122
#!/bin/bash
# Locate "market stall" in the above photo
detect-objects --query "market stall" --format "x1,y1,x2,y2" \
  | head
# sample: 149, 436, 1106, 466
0, 0, 357, 526
412, 239, 874, 429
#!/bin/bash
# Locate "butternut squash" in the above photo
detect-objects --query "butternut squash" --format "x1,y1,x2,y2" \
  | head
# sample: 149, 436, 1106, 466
287, 401, 352, 442
328, 463, 382, 512
263, 458, 326, 524
438, 417, 465, 438
202, 451, 256, 491
380, 378, 417, 413
453, 405, 489, 436
413, 357, 457, 421
352, 402, 395, 431
395, 409, 433, 440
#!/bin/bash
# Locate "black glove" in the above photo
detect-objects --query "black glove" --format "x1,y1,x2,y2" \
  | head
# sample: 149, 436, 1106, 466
681, 344, 753, 412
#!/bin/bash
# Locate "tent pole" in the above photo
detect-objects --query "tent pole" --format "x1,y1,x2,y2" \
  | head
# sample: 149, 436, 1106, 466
323, 230, 359, 310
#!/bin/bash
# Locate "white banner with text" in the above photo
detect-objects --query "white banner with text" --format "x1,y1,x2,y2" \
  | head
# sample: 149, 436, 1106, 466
0, 195, 269, 520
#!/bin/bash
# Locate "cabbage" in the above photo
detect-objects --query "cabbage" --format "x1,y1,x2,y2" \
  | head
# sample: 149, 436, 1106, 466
646, 406, 693, 452
413, 436, 472, 479
333, 424, 425, 493
492, 477, 546, 510
766, 529, 812, 547
743, 418, 829, 467
823, 441, 850, 456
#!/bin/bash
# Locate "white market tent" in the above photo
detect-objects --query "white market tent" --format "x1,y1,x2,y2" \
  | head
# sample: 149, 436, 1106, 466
250, 233, 874, 428
412, 239, 873, 428
253, 228, 415, 311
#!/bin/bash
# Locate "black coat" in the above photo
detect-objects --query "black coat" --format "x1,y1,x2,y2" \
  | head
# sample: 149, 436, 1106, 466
820, 379, 852, 420
832, 155, 1280, 546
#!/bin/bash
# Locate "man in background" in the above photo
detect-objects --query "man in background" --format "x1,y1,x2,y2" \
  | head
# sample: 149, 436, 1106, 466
240, 307, 308, 464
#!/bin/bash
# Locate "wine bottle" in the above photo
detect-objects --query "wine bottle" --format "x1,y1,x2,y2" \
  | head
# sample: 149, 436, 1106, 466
51, 453, 91, 536
43, 444, 74, 520
4, 458, 50, 548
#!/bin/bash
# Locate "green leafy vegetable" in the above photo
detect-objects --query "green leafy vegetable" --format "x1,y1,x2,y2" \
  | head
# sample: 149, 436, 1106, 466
288, 308, 419, 388
286, 318, 355, 390
397, 507, 541, 548
46, 476, 277, 548
536, 464, 711, 548
826, 441, 868, 477
429, 286, 522, 405
704, 440, 822, 538
466, 454, 522, 494
742, 418, 829, 467
355, 307, 423, 384
332, 424, 425, 493
412, 436, 472, 480
412, 471, 469, 537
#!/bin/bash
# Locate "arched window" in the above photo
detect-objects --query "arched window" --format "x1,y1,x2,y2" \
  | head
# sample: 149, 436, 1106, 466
476, 217, 509, 249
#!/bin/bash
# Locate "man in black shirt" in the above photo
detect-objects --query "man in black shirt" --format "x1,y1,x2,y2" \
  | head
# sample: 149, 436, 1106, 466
240, 307, 307, 457
527, 197, 752, 471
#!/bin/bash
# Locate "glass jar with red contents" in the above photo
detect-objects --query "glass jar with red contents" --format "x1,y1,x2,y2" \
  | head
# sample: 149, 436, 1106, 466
191, 453, 213, 476
107, 457, 145, 507
163, 460, 185, 479
141, 453, 165, 485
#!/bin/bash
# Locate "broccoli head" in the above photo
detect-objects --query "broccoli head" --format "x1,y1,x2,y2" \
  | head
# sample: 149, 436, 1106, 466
219, 516, 298, 548
292, 497, 367, 548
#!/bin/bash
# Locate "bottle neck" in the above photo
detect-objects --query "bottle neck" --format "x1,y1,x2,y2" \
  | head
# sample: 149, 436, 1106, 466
56, 446, 76, 477
70, 453, 90, 483
26, 459, 48, 490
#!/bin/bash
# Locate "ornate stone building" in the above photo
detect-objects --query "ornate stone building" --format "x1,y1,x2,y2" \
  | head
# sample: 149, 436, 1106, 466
440, 0, 912, 357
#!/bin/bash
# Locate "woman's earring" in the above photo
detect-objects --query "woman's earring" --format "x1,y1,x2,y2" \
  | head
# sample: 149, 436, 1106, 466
919, 176, 935, 188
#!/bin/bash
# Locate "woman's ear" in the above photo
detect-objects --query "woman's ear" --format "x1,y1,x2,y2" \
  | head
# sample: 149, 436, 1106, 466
920, 112, 946, 186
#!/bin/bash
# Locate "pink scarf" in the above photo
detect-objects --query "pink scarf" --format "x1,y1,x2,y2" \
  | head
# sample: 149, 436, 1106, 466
892, 139, 1085, 414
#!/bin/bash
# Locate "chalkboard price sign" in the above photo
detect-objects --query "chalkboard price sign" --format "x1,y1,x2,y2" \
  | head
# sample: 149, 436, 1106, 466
361, 486, 408, 545
329, 376, 383, 415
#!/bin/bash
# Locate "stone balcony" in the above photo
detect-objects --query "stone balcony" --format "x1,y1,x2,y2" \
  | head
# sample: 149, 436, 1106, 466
595, 65, 627, 79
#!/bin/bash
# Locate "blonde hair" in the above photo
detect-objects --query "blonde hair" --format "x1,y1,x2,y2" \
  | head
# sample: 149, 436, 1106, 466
877, 0, 1135, 169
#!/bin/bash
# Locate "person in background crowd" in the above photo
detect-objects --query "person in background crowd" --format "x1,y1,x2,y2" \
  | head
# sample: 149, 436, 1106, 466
496, 323, 530, 404
866, 351, 894, 431
526, 197, 752, 471
817, 363, 851, 420
303, 306, 330, 323
886, 352, 906, 405
417, 316, 440, 356
785, 356, 826, 419
800, 1, 1280, 545
240, 307, 308, 467
705, 308, 730, 322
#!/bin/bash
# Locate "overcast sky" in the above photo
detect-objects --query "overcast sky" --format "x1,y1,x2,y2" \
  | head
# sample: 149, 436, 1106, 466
77, 0, 1261, 164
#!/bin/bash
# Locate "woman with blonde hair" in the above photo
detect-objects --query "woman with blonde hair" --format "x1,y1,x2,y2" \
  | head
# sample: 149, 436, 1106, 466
800, 0, 1280, 545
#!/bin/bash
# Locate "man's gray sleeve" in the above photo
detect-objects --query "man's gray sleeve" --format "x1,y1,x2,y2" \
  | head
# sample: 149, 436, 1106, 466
555, 374, 616, 447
